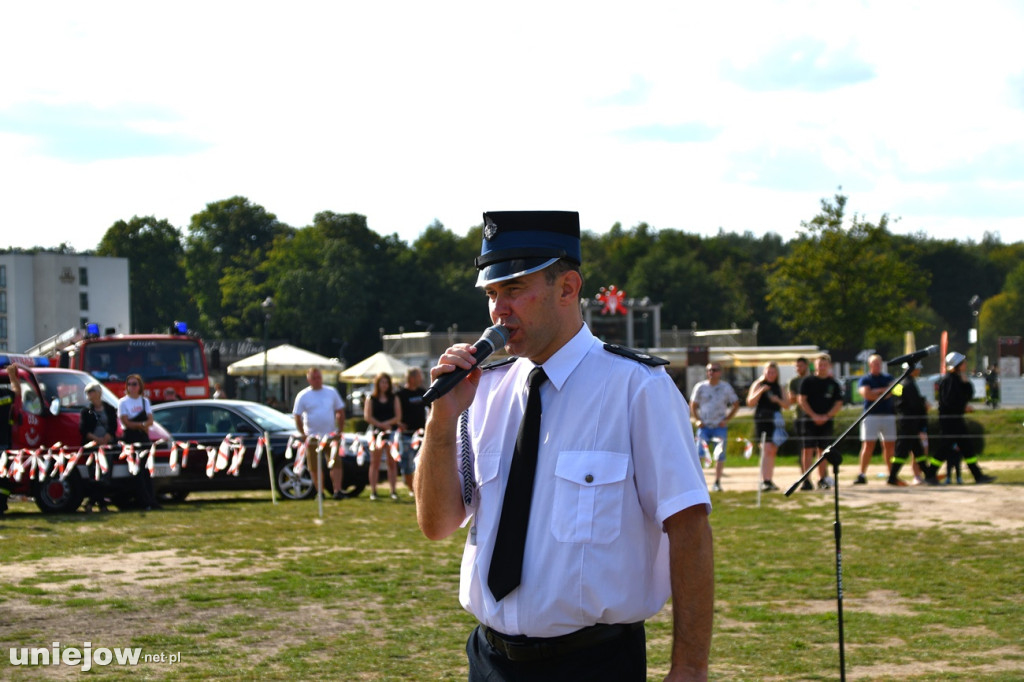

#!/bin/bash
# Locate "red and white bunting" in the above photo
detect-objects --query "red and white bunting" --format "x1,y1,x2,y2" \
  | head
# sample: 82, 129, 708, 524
226, 438, 246, 476
390, 431, 402, 462
62, 449, 83, 480
252, 437, 266, 468
697, 439, 712, 468
95, 448, 109, 476
292, 440, 306, 474
204, 446, 217, 478
216, 435, 232, 471
121, 444, 138, 476
9, 454, 25, 482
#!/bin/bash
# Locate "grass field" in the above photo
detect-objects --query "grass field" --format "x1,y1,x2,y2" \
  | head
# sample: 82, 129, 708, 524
1, 408, 1023, 680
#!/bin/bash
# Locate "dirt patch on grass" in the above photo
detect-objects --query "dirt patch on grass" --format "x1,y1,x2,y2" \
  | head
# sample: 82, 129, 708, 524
708, 460, 1024, 533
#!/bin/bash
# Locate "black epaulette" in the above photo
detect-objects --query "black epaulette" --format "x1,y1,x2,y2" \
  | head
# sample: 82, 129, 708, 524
603, 344, 669, 367
480, 356, 517, 371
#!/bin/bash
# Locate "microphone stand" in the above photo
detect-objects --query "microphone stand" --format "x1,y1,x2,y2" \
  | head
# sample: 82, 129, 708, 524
785, 360, 918, 682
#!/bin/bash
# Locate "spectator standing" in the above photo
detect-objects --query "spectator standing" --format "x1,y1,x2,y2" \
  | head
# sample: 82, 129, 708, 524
292, 367, 347, 499
396, 367, 427, 495
797, 355, 844, 490
212, 383, 226, 399
80, 381, 118, 512
117, 374, 160, 510
414, 210, 712, 681
786, 357, 810, 451
854, 354, 897, 484
691, 362, 740, 492
747, 361, 785, 492
938, 352, 995, 485
364, 372, 402, 500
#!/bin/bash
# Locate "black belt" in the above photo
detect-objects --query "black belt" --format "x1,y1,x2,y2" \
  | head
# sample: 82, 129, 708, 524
481, 622, 643, 662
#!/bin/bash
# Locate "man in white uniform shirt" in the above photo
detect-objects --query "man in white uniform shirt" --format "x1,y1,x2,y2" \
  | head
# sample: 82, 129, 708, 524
292, 367, 346, 499
415, 211, 713, 682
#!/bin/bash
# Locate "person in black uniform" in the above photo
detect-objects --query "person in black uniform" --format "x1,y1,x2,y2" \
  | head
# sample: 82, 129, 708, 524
889, 363, 936, 486
938, 352, 995, 485
0, 364, 23, 517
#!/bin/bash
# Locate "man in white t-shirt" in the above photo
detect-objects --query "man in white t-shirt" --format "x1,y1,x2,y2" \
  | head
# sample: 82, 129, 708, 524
292, 367, 346, 498
690, 363, 740, 492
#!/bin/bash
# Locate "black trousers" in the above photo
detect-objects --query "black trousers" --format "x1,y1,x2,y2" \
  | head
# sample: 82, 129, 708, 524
466, 623, 646, 682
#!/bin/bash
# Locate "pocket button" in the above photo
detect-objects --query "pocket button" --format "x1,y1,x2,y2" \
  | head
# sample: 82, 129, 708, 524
584, 474, 594, 483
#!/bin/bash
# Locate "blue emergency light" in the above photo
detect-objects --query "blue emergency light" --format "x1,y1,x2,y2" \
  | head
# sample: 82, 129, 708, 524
0, 354, 50, 368
86, 322, 100, 336
173, 321, 189, 334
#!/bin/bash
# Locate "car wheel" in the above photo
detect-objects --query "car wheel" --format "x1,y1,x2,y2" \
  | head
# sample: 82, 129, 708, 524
277, 465, 314, 500
34, 475, 85, 514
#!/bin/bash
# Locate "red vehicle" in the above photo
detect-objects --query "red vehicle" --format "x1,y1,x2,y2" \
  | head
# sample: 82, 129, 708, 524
27, 322, 210, 404
1, 354, 172, 513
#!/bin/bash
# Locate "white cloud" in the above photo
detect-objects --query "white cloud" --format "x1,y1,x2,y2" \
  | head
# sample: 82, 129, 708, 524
1, 0, 1023, 250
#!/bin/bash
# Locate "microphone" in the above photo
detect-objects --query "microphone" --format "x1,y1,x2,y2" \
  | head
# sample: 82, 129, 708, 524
887, 345, 939, 367
422, 325, 510, 405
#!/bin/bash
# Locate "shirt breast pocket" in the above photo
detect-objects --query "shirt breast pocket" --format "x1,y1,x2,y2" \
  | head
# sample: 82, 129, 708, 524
474, 450, 502, 513
551, 451, 629, 544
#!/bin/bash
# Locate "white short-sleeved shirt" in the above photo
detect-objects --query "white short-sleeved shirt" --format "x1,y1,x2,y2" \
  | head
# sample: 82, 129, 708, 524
689, 380, 739, 425
117, 395, 151, 420
292, 386, 345, 437
458, 325, 711, 638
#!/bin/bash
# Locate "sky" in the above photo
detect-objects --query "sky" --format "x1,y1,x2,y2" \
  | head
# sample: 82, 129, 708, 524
2, 0, 1023, 252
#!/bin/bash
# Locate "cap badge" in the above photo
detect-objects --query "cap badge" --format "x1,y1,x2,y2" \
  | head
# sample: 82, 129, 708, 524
483, 217, 499, 240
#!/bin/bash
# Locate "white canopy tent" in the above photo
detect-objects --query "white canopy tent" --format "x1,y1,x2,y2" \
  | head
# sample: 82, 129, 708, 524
226, 344, 345, 377
338, 351, 412, 384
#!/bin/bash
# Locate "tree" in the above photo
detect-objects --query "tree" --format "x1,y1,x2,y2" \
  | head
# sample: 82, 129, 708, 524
980, 261, 1024, 364
96, 216, 195, 333
405, 220, 483, 333
766, 193, 931, 359
262, 211, 417, 362
184, 197, 292, 337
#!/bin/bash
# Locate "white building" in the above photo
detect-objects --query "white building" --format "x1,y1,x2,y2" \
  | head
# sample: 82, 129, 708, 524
0, 252, 130, 352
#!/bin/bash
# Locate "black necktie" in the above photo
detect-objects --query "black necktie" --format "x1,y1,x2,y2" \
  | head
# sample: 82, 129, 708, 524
488, 366, 548, 601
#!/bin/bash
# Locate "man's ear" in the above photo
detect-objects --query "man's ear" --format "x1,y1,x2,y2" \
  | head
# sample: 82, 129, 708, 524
559, 270, 583, 306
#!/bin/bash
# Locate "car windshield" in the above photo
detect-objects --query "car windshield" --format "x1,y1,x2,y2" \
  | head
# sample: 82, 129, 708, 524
83, 339, 206, 382
234, 402, 297, 433
34, 370, 120, 413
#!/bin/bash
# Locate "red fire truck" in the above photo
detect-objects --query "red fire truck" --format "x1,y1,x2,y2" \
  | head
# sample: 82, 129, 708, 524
26, 323, 210, 404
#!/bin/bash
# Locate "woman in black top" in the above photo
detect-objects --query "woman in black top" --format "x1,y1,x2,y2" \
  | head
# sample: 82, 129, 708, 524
363, 372, 402, 500
747, 362, 785, 491
80, 381, 119, 512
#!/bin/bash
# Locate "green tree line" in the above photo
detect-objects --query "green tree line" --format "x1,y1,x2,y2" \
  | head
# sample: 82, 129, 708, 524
10, 193, 1023, 369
